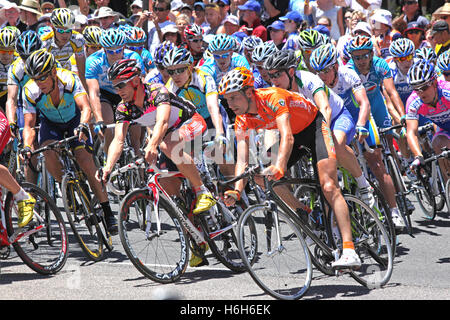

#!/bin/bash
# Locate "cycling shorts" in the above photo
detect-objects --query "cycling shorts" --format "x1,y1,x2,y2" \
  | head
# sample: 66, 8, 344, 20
0, 111, 11, 155
100, 89, 122, 109
330, 107, 356, 146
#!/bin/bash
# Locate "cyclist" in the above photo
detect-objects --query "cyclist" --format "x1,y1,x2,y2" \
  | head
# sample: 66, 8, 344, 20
144, 40, 174, 85
184, 24, 205, 67
123, 26, 155, 73
406, 60, 450, 183
0, 28, 18, 115
346, 35, 408, 229
436, 49, 450, 81
163, 46, 233, 177
415, 47, 437, 65
82, 25, 103, 58
240, 35, 268, 89
21, 49, 118, 235
297, 29, 327, 72
85, 28, 145, 156
219, 67, 361, 269
41, 8, 87, 89
309, 43, 376, 208
251, 41, 278, 89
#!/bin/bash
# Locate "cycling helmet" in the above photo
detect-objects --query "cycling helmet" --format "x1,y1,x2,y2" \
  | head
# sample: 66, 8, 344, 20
4, 26, 20, 38
389, 38, 415, 58
125, 26, 147, 45
50, 8, 75, 29
108, 58, 141, 81
154, 40, 175, 66
310, 43, 337, 72
415, 47, 437, 64
25, 49, 56, 78
264, 49, 298, 70
341, 39, 352, 62
348, 35, 373, 53
208, 34, 235, 53
83, 26, 102, 46
218, 67, 254, 95
298, 29, 323, 49
241, 35, 263, 51
163, 46, 193, 67
252, 41, 278, 63
184, 24, 204, 41
15, 30, 42, 60
0, 28, 18, 48
437, 49, 450, 72
407, 59, 436, 87
100, 28, 126, 48
38, 26, 52, 38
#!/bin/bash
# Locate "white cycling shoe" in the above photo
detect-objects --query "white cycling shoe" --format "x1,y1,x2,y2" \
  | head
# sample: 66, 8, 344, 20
332, 249, 361, 270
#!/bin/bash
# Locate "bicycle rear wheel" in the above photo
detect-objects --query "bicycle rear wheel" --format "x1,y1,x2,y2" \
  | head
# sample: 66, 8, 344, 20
329, 195, 394, 288
118, 189, 189, 283
5, 182, 69, 275
414, 170, 436, 220
61, 174, 104, 261
237, 204, 312, 300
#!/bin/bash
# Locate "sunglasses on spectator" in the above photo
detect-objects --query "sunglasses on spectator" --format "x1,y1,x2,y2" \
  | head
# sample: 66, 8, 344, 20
113, 77, 135, 89
404, 0, 417, 5
105, 47, 123, 55
154, 7, 168, 12
413, 81, 433, 93
33, 72, 51, 82
395, 54, 413, 62
167, 66, 188, 76
127, 45, 143, 51
213, 52, 231, 60
352, 52, 372, 61
267, 70, 286, 79
406, 30, 422, 35
440, 15, 450, 19
56, 27, 72, 34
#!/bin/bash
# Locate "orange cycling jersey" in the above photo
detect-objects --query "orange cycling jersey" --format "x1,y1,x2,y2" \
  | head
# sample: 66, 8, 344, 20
235, 87, 318, 135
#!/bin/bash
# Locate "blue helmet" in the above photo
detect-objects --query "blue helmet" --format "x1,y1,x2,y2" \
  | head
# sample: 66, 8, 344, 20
208, 34, 235, 53
310, 43, 337, 72
415, 47, 437, 64
154, 41, 175, 66
100, 28, 127, 48
389, 38, 415, 58
348, 35, 373, 53
437, 49, 450, 72
15, 30, 42, 60
407, 59, 436, 87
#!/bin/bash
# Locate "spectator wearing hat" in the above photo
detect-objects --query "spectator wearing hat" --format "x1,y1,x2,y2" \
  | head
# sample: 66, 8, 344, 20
0, 1, 27, 33
402, 0, 429, 26
432, 3, 450, 27
304, 0, 344, 40
280, 10, 303, 35
267, 20, 285, 50
370, 9, 402, 59
179, 4, 194, 22
333, 0, 381, 16
41, 1, 55, 14
238, 0, 267, 41
94, 7, 118, 29
205, 3, 222, 35
432, 20, 450, 57
130, 0, 143, 16
222, 14, 240, 35
161, 23, 182, 46
193, 2, 209, 30
404, 21, 429, 50
19, 0, 42, 31
214, 0, 230, 22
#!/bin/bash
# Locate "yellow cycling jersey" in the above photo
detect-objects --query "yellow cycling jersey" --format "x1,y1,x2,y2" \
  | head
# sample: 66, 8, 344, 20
41, 30, 85, 71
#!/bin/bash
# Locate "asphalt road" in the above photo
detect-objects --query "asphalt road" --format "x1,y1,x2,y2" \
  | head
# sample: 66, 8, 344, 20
1, 194, 449, 304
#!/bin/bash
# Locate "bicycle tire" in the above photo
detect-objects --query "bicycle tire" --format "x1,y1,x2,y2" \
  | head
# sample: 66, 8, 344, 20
328, 195, 394, 288
61, 174, 104, 261
237, 204, 313, 300
92, 199, 114, 252
415, 168, 437, 220
118, 189, 189, 283
5, 182, 69, 275
433, 165, 446, 212
446, 179, 450, 214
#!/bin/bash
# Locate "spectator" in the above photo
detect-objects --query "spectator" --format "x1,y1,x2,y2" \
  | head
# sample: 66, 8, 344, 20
77, 0, 93, 17
41, 1, 55, 14
179, 4, 194, 22
18, 0, 42, 32
402, 0, 429, 26
392, 14, 408, 35
230, 0, 246, 16
94, 7, 118, 29
176, 13, 191, 41
130, 0, 143, 16
205, 3, 222, 35
304, 0, 344, 40
214, 0, 230, 22
432, 20, 450, 56
0, 1, 27, 32
238, 0, 267, 41
403, 21, 429, 49
370, 9, 402, 59
432, 3, 450, 27
261, 0, 289, 26
279, 10, 303, 50
342, 8, 354, 35
267, 20, 286, 50
193, 2, 209, 30
334, 0, 381, 16
223, 14, 240, 35
161, 23, 182, 46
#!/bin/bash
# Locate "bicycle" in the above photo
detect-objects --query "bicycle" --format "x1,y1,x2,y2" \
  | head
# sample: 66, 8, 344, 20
236, 163, 394, 300
0, 145, 69, 274
115, 157, 257, 283
29, 135, 113, 261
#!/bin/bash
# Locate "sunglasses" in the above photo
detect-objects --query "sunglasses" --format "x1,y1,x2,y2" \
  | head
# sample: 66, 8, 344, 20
113, 77, 135, 90
33, 72, 51, 82
154, 7, 168, 12
105, 47, 123, 55
213, 52, 231, 60
395, 54, 413, 62
56, 27, 72, 34
87, 45, 102, 51
352, 52, 372, 61
189, 38, 202, 43
267, 70, 286, 79
127, 45, 143, 51
167, 66, 188, 76
413, 81, 433, 93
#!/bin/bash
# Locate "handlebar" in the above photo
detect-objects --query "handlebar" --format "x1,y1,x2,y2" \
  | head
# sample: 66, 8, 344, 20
424, 148, 450, 164
26, 135, 79, 157
217, 164, 261, 189
378, 123, 404, 134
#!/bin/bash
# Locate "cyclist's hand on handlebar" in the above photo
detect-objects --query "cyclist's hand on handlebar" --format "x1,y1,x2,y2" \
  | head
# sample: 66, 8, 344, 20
94, 121, 106, 139
9, 122, 19, 138
214, 133, 229, 148
355, 126, 369, 143
144, 145, 158, 166
96, 167, 111, 184
410, 155, 425, 170
20, 145, 33, 161
262, 165, 285, 181
75, 123, 90, 143
224, 190, 240, 207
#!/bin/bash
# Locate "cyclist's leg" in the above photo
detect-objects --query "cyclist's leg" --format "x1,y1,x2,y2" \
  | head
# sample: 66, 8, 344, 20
100, 101, 115, 154
431, 128, 450, 184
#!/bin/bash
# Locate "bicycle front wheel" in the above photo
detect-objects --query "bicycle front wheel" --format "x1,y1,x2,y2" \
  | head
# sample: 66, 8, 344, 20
118, 189, 189, 283
5, 182, 69, 275
237, 204, 312, 300
61, 174, 104, 261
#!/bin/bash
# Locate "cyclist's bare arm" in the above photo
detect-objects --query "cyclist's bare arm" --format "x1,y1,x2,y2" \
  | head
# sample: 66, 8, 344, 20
274, 113, 294, 173
102, 121, 130, 181
145, 103, 171, 165
313, 89, 332, 125
75, 54, 88, 91
86, 78, 103, 122
206, 93, 224, 136
6, 84, 19, 126
406, 118, 422, 157
75, 93, 92, 125
234, 131, 250, 193
22, 113, 37, 149
354, 87, 370, 127
383, 78, 405, 121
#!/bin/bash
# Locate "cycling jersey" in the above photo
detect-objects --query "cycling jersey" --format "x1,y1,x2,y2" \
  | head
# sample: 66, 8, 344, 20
347, 55, 393, 128
199, 52, 251, 87
0, 62, 11, 99
41, 30, 85, 71
387, 59, 414, 105
22, 68, 87, 123
406, 80, 450, 132
235, 87, 318, 135
165, 68, 217, 120
7, 57, 28, 88
253, 67, 270, 89
144, 68, 164, 85
85, 49, 145, 94
115, 82, 198, 132
139, 48, 155, 73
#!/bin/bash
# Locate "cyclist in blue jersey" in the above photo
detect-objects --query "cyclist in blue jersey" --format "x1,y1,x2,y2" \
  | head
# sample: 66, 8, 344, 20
347, 35, 410, 228
124, 26, 155, 73
85, 28, 145, 156
251, 41, 278, 89
310, 43, 404, 228
21, 49, 118, 235
436, 49, 450, 82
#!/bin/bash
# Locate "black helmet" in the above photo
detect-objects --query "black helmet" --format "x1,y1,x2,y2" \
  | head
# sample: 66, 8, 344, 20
264, 49, 298, 71
25, 49, 56, 78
